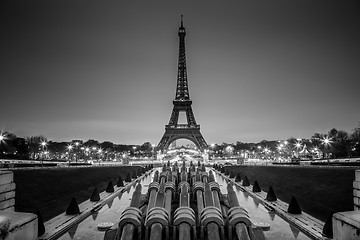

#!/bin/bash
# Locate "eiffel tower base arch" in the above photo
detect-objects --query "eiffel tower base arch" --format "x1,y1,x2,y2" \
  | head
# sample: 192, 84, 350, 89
157, 126, 208, 152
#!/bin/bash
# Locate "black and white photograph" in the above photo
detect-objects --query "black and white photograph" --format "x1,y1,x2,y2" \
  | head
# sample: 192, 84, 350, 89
1, 1, 360, 239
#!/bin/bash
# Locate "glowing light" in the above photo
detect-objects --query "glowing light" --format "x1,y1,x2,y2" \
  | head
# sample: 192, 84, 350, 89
75, 142, 80, 146
0, 135, 4, 141
321, 136, 332, 146
41, 141, 47, 147
67, 145, 73, 150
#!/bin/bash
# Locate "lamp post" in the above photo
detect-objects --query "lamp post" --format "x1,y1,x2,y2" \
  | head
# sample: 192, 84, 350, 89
321, 136, 332, 163
67, 145, 73, 167
91, 147, 97, 162
40, 141, 47, 166
74, 142, 80, 162
264, 147, 270, 162
277, 145, 282, 163
210, 143, 215, 160
0, 134, 4, 159
132, 146, 136, 159
98, 148, 102, 163
257, 146, 262, 159
85, 147, 90, 162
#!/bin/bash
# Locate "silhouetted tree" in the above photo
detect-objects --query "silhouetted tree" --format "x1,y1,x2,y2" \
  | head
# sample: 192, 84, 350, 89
26, 135, 47, 159
350, 123, 360, 157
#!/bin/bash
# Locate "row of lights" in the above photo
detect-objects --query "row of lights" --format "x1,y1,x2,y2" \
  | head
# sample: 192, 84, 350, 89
209, 136, 333, 156
0, 133, 333, 157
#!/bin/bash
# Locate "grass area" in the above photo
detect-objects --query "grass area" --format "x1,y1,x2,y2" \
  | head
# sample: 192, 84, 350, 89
13, 165, 141, 221
225, 165, 359, 222
12, 165, 357, 223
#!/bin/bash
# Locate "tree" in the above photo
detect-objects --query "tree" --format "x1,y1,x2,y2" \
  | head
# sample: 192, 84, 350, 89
334, 130, 349, 158
100, 141, 114, 151
327, 128, 349, 158
83, 139, 100, 148
26, 135, 47, 160
350, 122, 360, 157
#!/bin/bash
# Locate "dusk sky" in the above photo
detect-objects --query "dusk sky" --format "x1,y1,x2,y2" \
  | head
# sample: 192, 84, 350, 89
2, 1, 360, 145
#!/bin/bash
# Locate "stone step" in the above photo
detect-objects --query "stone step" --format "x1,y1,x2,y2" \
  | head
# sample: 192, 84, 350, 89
0, 171, 13, 185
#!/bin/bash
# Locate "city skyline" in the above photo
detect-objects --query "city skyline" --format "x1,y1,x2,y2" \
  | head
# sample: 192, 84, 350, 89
2, 1, 360, 145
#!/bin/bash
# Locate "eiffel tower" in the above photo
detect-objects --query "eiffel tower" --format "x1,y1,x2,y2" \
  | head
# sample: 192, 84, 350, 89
157, 16, 208, 152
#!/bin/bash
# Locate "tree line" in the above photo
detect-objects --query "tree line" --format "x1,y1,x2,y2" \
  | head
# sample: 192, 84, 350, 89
0, 123, 359, 160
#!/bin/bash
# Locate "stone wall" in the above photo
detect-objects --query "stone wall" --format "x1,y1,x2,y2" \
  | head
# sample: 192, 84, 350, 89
353, 170, 360, 211
332, 169, 360, 239
0, 171, 15, 211
0, 170, 39, 239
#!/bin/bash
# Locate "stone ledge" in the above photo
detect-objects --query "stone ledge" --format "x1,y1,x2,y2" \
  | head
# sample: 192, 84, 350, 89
333, 211, 360, 240
0, 211, 38, 240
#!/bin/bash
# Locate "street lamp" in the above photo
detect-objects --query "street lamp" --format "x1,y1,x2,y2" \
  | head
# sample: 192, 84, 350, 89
67, 145, 73, 166
95, 148, 102, 163
321, 136, 332, 160
133, 146, 136, 158
0, 134, 5, 158
40, 141, 47, 166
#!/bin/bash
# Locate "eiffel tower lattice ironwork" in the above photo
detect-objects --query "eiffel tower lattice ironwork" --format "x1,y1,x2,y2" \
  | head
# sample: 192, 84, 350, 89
157, 16, 208, 151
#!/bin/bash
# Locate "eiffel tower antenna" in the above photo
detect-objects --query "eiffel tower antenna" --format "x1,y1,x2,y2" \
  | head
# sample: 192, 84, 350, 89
157, 16, 208, 152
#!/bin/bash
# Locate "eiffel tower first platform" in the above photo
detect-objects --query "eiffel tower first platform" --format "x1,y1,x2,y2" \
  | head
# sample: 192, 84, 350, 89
157, 16, 208, 152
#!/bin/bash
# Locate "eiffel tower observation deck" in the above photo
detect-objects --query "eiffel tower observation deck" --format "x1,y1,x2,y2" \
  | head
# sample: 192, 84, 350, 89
157, 16, 208, 152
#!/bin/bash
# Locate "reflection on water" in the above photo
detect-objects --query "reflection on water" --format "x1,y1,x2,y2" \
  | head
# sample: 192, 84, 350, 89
57, 169, 310, 240
57, 171, 155, 240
